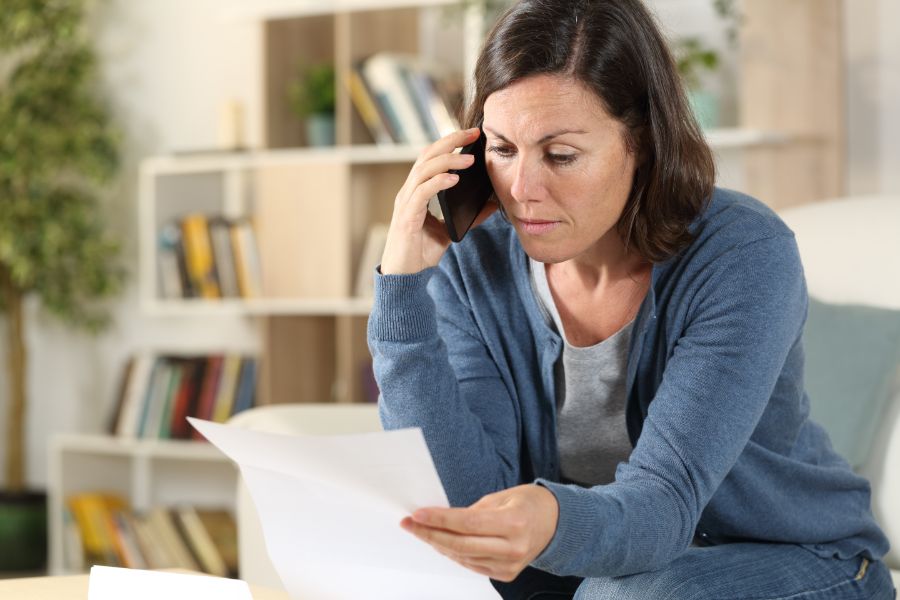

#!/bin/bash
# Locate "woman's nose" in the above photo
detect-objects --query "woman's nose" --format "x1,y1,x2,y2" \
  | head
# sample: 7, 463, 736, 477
509, 158, 542, 203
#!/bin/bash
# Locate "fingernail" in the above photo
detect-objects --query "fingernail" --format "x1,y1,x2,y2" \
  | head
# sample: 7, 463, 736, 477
412, 510, 429, 523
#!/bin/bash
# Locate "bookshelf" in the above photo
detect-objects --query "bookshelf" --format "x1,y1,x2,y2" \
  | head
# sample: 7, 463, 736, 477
47, 434, 237, 575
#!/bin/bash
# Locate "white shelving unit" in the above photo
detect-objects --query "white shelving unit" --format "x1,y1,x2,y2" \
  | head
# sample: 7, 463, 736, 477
47, 435, 236, 575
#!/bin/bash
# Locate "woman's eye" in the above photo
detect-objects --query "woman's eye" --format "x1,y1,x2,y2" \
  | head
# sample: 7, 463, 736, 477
487, 145, 515, 158
547, 153, 577, 166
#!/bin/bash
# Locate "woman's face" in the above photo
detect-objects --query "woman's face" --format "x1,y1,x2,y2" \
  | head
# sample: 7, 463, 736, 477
482, 74, 638, 265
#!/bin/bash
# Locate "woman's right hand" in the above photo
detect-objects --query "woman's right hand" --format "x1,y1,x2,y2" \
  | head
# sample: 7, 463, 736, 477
380, 127, 486, 275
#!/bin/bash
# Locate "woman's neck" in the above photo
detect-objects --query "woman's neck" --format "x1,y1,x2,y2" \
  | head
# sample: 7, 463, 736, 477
550, 230, 650, 291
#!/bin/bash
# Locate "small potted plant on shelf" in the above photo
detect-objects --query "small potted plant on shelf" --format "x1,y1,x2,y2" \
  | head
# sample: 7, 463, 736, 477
674, 0, 742, 130
674, 36, 721, 130
0, 0, 123, 571
288, 62, 337, 147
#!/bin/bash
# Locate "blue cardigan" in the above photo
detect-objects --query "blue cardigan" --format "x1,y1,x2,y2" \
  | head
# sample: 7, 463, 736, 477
367, 188, 889, 577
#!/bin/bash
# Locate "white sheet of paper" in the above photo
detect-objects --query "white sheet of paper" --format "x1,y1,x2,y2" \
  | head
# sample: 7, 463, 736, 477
87, 565, 253, 600
188, 418, 501, 600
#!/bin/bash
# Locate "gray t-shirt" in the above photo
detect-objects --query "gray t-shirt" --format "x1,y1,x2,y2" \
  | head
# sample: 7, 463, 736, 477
530, 259, 633, 487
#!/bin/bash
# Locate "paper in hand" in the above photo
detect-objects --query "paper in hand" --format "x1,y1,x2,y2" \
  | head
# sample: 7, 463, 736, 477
188, 418, 501, 600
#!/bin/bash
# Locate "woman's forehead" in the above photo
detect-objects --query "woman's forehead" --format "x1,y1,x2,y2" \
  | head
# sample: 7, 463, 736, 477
483, 75, 617, 139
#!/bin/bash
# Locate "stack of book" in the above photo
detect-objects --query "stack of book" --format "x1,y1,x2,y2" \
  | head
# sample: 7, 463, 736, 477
158, 214, 262, 300
348, 52, 461, 146
108, 354, 258, 440
65, 493, 237, 577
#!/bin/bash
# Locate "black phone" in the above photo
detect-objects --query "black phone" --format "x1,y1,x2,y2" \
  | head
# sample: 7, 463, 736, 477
437, 131, 494, 243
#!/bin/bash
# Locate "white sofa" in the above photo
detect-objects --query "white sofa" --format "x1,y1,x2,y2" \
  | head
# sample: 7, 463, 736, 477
231, 196, 900, 590
777, 196, 900, 588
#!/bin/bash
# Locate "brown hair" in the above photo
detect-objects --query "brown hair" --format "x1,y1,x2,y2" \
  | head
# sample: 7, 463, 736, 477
465, 0, 715, 262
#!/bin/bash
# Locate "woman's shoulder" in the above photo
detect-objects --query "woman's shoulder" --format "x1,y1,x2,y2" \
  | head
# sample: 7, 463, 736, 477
698, 187, 795, 243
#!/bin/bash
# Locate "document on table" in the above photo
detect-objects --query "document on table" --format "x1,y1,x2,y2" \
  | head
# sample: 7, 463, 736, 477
188, 418, 501, 600
88, 565, 252, 599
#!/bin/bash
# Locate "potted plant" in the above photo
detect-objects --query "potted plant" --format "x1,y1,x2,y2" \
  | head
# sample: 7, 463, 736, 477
288, 63, 337, 147
674, 0, 742, 130
0, 0, 123, 571
674, 36, 721, 130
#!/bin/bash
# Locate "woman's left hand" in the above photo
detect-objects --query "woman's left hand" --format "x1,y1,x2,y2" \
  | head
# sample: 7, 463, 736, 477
400, 484, 559, 582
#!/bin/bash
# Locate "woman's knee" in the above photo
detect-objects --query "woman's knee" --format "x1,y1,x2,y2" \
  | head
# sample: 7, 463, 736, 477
574, 574, 675, 600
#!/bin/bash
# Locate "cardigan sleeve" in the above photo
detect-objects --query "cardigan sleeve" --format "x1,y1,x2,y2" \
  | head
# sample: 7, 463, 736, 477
367, 266, 521, 507
531, 233, 808, 577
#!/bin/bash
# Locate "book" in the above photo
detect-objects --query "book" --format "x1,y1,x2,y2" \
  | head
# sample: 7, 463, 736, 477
230, 219, 263, 298
115, 354, 156, 438
67, 493, 129, 567
128, 513, 174, 569
211, 354, 244, 423
174, 506, 228, 577
169, 358, 206, 439
155, 360, 184, 439
193, 355, 224, 427
354, 223, 389, 298
110, 512, 148, 569
230, 358, 257, 417
158, 222, 189, 298
62, 507, 86, 572
107, 356, 134, 435
407, 69, 459, 139
137, 359, 168, 438
181, 214, 220, 299
360, 52, 432, 145
208, 217, 240, 298
146, 507, 200, 571
195, 509, 238, 578
346, 67, 395, 145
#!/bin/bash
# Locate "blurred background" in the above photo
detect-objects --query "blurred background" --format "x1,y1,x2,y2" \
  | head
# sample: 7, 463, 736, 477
0, 0, 898, 579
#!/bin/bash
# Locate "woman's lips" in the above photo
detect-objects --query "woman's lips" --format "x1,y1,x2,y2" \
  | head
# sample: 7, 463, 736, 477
517, 218, 560, 235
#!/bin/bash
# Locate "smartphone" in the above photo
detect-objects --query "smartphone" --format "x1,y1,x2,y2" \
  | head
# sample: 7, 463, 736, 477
437, 131, 494, 243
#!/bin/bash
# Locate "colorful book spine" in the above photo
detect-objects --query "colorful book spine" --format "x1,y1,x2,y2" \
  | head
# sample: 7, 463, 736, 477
181, 214, 220, 299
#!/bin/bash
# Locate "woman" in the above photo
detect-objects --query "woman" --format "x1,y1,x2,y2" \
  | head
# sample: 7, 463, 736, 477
368, 0, 895, 598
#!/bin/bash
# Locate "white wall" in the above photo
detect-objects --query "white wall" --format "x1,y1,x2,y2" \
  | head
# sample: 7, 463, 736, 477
844, 0, 900, 196
877, 0, 900, 194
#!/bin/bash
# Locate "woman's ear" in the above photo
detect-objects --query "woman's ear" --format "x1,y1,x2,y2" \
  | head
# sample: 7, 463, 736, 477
627, 126, 649, 166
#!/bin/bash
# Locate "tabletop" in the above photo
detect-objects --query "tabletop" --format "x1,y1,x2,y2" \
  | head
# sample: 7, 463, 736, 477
0, 573, 291, 600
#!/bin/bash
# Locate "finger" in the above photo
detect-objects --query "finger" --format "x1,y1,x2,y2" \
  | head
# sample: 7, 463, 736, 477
404, 151, 475, 197
394, 171, 457, 221
411, 506, 509, 536
400, 518, 508, 559
419, 127, 481, 163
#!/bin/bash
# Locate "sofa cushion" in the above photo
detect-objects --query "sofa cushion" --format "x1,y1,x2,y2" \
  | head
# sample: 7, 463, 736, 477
804, 297, 900, 468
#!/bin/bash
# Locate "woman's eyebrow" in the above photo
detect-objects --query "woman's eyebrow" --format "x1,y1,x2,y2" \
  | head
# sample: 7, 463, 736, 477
483, 126, 588, 144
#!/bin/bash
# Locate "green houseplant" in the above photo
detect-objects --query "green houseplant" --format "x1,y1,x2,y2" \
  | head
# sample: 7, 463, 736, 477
288, 63, 337, 146
674, 0, 742, 129
0, 0, 123, 570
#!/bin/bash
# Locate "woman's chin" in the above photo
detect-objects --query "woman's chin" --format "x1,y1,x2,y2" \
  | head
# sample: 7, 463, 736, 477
518, 238, 572, 265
